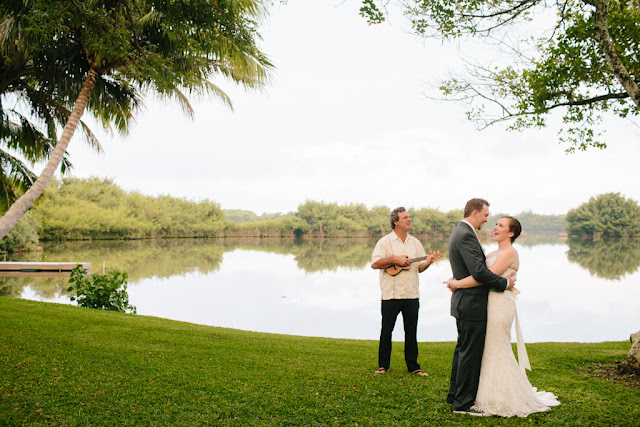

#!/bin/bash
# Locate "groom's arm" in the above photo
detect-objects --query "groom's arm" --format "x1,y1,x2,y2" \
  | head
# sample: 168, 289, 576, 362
459, 233, 508, 292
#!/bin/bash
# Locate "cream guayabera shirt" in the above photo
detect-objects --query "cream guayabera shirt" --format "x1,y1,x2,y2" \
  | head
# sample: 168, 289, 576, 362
371, 231, 427, 300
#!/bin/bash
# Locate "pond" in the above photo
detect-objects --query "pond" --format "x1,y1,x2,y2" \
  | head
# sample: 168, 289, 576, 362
4, 236, 639, 343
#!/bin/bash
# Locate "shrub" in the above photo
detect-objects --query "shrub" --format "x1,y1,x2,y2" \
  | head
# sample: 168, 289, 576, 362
67, 265, 136, 314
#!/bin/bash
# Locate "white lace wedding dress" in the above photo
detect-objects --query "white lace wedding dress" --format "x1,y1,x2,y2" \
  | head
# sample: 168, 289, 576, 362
474, 255, 561, 417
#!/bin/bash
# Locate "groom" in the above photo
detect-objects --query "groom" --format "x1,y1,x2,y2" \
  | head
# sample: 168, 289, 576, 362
447, 198, 516, 416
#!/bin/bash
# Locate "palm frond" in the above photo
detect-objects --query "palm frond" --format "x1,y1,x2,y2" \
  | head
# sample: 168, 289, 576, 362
0, 148, 37, 210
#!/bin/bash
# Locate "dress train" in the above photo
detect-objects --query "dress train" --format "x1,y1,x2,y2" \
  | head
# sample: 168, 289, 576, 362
474, 259, 561, 417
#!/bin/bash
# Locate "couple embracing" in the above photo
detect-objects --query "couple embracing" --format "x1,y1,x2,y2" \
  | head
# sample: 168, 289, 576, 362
446, 198, 560, 417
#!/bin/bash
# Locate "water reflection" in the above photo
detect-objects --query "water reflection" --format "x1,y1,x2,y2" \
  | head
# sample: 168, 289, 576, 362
3, 236, 638, 297
222, 237, 377, 272
2, 237, 452, 296
1, 239, 224, 297
567, 238, 640, 280
5, 236, 640, 342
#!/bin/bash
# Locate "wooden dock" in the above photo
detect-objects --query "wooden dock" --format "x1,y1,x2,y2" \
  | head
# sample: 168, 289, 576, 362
0, 262, 91, 277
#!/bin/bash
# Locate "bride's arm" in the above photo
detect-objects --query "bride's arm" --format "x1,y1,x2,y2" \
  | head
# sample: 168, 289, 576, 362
487, 248, 518, 277
445, 275, 480, 289
446, 248, 518, 290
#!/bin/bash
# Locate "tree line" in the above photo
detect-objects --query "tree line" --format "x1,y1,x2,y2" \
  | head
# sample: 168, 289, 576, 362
34, 177, 225, 240
0, 177, 580, 252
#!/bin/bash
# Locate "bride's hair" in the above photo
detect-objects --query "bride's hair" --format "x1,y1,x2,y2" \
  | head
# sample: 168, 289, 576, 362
502, 216, 522, 243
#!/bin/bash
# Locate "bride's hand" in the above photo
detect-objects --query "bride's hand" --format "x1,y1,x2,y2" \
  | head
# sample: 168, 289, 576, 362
444, 277, 458, 293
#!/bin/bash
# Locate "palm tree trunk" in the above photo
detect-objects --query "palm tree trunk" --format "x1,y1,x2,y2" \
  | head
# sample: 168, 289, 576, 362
0, 68, 98, 239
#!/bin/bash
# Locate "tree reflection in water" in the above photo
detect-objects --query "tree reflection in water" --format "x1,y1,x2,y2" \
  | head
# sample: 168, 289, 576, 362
566, 238, 640, 280
3, 237, 449, 298
6, 235, 633, 299
2, 239, 225, 298
222, 237, 449, 272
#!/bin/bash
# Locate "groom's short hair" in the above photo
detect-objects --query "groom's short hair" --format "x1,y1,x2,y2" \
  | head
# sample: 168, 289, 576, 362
464, 198, 489, 218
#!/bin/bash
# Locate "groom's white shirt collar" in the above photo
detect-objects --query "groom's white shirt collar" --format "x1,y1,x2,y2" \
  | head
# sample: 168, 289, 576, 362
461, 219, 475, 231
461, 219, 481, 242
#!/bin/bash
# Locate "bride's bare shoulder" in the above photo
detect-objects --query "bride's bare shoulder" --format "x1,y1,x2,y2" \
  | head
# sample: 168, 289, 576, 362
488, 247, 517, 258
487, 249, 500, 258
494, 246, 519, 264
506, 246, 519, 268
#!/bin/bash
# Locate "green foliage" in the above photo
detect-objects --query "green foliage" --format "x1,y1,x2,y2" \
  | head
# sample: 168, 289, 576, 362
1, 298, 639, 425
225, 216, 303, 237
360, 0, 385, 25
67, 264, 136, 314
3, 0, 272, 119
223, 209, 293, 223
409, 207, 461, 236
486, 211, 567, 235
33, 177, 225, 240
361, 0, 640, 151
293, 200, 460, 237
566, 192, 640, 237
0, 211, 39, 253
294, 200, 388, 237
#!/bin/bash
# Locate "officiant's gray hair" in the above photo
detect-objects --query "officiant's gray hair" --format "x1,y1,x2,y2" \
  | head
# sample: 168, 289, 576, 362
390, 207, 406, 230
464, 198, 490, 218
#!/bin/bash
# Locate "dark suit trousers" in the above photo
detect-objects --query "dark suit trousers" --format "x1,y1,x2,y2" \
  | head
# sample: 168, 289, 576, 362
378, 299, 421, 372
448, 318, 487, 411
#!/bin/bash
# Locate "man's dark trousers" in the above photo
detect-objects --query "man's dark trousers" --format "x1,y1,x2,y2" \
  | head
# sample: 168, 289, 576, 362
447, 318, 486, 410
378, 298, 420, 372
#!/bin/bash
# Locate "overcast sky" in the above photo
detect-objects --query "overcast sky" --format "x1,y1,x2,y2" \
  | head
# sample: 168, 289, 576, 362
61, 0, 639, 216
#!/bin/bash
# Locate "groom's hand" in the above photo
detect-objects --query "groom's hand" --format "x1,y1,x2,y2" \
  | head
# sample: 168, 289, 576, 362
506, 271, 516, 291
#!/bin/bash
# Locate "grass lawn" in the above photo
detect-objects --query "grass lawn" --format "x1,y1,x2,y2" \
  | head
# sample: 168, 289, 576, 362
1, 297, 638, 426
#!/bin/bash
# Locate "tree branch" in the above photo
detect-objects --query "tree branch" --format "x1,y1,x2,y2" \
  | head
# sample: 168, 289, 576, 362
584, 0, 640, 107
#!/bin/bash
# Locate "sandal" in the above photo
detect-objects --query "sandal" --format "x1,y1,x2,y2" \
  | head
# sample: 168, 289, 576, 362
375, 367, 388, 374
412, 369, 428, 377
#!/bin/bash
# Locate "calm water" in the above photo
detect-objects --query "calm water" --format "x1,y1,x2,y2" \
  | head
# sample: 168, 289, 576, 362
5, 236, 640, 343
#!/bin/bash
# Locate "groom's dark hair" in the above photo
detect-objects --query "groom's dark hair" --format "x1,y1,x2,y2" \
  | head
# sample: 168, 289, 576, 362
464, 198, 489, 218
390, 207, 406, 229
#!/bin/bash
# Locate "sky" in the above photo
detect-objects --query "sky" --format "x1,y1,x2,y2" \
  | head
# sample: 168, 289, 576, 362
59, 0, 639, 216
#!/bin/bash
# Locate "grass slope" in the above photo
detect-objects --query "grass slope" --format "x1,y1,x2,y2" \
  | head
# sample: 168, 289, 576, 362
1, 298, 637, 426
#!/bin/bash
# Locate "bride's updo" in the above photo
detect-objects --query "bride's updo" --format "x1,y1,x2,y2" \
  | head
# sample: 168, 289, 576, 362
502, 216, 522, 243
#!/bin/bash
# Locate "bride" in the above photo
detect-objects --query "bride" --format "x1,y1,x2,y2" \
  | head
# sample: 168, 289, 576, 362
446, 216, 561, 417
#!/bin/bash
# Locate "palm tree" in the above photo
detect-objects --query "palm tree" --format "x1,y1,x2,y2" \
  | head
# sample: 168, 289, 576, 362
0, 0, 272, 238
1, 3, 139, 210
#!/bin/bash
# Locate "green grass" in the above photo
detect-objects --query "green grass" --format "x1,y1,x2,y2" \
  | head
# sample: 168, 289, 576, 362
1, 298, 638, 426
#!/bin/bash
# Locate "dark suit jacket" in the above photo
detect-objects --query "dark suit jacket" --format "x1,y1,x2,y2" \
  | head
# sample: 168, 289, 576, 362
449, 221, 508, 321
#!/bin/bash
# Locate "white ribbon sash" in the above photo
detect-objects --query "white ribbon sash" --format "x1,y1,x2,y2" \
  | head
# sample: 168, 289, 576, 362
512, 288, 531, 371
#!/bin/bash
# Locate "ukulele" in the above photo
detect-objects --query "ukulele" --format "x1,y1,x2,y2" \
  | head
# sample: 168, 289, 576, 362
385, 251, 443, 276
